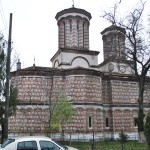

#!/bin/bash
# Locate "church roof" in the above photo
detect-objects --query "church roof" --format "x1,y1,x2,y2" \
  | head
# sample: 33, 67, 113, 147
55, 7, 92, 20
10, 66, 102, 77
50, 48, 99, 62
101, 24, 126, 35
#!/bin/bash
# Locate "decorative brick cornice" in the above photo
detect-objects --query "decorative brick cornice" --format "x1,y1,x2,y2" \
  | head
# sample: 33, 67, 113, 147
102, 73, 150, 82
98, 58, 133, 67
10, 67, 103, 78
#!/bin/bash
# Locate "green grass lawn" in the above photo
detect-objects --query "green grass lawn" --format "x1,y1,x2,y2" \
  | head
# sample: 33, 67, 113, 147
60, 140, 147, 150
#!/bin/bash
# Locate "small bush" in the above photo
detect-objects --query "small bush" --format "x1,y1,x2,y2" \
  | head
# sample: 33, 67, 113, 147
119, 130, 129, 143
118, 130, 129, 150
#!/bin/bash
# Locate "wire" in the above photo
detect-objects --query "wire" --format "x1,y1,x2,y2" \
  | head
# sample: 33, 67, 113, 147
0, 0, 8, 37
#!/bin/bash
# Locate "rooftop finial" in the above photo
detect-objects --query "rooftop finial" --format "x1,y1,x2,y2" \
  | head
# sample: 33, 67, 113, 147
33, 56, 35, 67
72, 0, 74, 7
16, 59, 21, 70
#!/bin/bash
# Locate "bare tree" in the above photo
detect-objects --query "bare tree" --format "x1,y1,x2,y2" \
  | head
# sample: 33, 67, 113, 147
101, 0, 150, 143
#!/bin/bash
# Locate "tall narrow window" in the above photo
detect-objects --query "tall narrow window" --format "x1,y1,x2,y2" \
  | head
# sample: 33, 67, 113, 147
134, 117, 138, 127
63, 21, 66, 47
83, 22, 85, 48
69, 19, 72, 47
88, 117, 92, 128
77, 20, 79, 48
106, 118, 109, 127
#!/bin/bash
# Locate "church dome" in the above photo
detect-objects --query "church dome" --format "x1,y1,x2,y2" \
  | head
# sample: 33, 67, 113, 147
101, 24, 126, 35
101, 24, 126, 61
55, 7, 92, 21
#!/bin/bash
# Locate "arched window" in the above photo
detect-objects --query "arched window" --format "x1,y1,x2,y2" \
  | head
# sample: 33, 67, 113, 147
63, 21, 66, 47
69, 19, 72, 47
77, 20, 79, 47
83, 22, 85, 48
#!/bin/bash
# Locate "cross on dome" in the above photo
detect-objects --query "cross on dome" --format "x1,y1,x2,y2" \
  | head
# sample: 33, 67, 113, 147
72, 0, 74, 7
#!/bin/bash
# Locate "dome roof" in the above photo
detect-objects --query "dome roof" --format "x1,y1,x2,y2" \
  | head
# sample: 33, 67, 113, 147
101, 24, 126, 35
55, 7, 92, 20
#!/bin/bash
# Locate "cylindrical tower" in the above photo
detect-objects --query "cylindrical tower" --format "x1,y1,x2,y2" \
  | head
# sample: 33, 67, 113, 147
55, 7, 92, 50
101, 25, 126, 61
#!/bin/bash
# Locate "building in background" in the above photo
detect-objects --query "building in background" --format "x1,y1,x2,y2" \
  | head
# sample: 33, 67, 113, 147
9, 5, 150, 140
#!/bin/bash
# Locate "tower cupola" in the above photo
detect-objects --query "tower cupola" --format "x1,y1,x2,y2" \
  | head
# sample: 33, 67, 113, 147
55, 7, 92, 50
101, 25, 126, 61
51, 7, 99, 69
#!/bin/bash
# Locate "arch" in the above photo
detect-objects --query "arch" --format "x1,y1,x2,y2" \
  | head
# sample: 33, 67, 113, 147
76, 107, 85, 113
54, 59, 59, 68
58, 15, 89, 25
71, 56, 90, 68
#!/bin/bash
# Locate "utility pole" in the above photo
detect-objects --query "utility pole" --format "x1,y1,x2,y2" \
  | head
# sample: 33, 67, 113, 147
3, 13, 12, 142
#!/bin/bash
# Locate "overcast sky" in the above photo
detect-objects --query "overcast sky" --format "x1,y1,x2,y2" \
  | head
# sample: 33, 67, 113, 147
0, 0, 149, 70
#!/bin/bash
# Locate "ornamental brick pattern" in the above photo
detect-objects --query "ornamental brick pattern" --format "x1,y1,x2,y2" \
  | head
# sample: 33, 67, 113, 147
111, 81, 139, 104
8, 6, 150, 140
9, 67, 150, 137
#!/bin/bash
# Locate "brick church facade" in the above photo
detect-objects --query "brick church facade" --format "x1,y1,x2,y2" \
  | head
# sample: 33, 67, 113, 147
9, 6, 150, 140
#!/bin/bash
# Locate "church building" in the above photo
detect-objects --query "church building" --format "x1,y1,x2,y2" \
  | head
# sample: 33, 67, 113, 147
9, 5, 150, 140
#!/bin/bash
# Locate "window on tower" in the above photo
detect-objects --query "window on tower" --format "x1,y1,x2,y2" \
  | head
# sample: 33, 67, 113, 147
88, 117, 93, 129
63, 21, 66, 47
69, 19, 72, 47
77, 20, 79, 48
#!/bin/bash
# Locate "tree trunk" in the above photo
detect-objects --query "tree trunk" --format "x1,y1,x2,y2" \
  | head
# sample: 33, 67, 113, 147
1, 124, 4, 144
138, 77, 146, 143
138, 131, 146, 143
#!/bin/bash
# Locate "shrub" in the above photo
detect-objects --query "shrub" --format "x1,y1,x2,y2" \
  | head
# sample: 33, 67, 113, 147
119, 130, 129, 150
